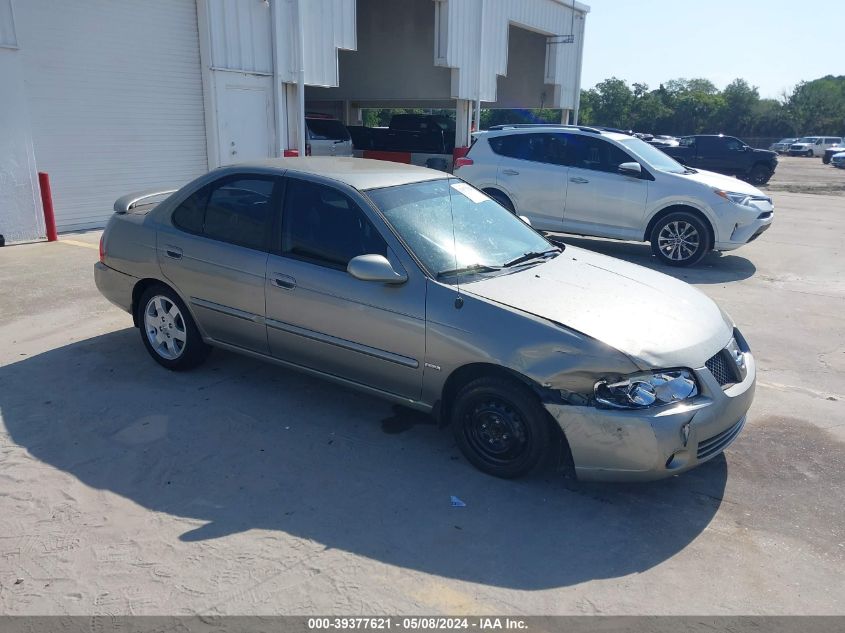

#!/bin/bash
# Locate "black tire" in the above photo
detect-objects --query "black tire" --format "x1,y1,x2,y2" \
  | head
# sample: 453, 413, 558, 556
822, 155, 831, 165
748, 164, 772, 185
137, 284, 210, 370
807, 149, 814, 157
483, 189, 515, 213
650, 211, 710, 267
451, 376, 551, 479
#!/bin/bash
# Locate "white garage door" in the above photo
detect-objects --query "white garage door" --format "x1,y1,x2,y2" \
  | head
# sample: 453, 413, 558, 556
14, 0, 208, 231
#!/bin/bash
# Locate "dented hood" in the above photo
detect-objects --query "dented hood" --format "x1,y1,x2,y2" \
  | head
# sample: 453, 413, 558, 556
464, 246, 733, 369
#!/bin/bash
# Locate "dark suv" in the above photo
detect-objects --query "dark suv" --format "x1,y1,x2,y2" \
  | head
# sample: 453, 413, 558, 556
661, 135, 778, 185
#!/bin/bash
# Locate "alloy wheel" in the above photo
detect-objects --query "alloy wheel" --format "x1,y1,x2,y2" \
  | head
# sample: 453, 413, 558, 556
657, 221, 700, 262
144, 295, 187, 360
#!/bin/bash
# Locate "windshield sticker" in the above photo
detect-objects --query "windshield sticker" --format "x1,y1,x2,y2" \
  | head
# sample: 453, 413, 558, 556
451, 182, 489, 204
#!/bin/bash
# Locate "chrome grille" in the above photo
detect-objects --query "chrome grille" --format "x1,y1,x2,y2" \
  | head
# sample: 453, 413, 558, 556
697, 417, 746, 460
705, 351, 737, 387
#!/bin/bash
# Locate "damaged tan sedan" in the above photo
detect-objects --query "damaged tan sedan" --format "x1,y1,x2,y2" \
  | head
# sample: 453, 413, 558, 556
95, 158, 755, 481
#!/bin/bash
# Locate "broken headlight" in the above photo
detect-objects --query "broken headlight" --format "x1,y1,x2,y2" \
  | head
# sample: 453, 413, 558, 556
594, 370, 698, 409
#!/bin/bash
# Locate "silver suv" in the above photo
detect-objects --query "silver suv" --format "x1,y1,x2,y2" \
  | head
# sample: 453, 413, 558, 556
455, 125, 774, 266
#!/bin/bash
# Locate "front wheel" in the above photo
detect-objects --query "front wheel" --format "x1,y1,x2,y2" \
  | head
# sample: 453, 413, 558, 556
807, 149, 814, 157
138, 285, 210, 370
650, 212, 710, 267
452, 376, 551, 479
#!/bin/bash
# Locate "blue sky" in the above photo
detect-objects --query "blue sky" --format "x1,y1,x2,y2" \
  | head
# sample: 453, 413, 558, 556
580, 0, 845, 98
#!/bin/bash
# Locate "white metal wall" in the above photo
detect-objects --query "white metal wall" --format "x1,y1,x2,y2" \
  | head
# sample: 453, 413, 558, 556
437, 0, 589, 109
14, 0, 208, 231
274, 0, 357, 87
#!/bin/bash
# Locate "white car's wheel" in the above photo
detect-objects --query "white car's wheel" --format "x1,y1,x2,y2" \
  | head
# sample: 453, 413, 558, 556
650, 212, 710, 267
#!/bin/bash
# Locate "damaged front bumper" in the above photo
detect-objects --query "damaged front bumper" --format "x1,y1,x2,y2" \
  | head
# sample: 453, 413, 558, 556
544, 351, 756, 482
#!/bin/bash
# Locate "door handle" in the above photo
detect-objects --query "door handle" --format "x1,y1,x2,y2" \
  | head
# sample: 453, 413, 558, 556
164, 246, 183, 260
272, 274, 296, 290
569, 177, 589, 184
502, 169, 520, 176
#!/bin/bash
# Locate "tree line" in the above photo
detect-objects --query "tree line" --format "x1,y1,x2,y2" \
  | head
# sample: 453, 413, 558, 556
362, 74, 845, 140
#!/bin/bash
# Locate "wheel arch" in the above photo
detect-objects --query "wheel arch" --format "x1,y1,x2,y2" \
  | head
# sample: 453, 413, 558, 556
131, 278, 196, 329
481, 187, 515, 212
434, 362, 575, 475
643, 204, 716, 250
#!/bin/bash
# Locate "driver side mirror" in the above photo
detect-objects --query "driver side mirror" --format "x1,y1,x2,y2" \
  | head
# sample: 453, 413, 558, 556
618, 162, 642, 177
348, 254, 407, 285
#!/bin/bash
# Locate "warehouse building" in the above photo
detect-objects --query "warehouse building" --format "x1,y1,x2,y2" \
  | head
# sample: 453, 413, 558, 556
0, 0, 588, 243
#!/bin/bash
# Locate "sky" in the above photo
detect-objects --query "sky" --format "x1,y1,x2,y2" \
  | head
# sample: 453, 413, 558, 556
580, 0, 845, 99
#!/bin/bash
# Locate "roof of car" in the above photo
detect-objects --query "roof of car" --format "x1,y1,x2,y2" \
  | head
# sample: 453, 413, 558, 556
230, 157, 449, 190
482, 125, 631, 142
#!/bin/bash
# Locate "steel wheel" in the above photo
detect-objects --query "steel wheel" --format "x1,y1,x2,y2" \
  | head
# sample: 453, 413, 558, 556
657, 220, 701, 262
463, 396, 531, 468
144, 295, 187, 360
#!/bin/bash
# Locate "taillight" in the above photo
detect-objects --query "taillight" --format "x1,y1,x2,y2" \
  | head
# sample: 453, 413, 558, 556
454, 157, 474, 169
99, 234, 105, 263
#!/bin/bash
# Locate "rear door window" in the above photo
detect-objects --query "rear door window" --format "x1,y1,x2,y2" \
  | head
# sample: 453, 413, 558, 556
171, 176, 277, 251
204, 179, 276, 250
281, 179, 386, 269
489, 133, 570, 166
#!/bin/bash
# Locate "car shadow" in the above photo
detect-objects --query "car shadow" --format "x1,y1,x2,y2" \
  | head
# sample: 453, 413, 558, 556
1, 328, 729, 590
548, 234, 757, 284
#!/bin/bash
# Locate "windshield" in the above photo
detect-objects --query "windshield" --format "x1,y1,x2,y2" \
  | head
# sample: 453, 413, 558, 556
365, 178, 555, 281
778, 138, 796, 143
619, 137, 687, 174
797, 137, 819, 143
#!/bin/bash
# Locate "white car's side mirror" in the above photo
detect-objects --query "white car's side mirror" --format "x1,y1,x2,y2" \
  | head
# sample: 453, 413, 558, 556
619, 162, 642, 177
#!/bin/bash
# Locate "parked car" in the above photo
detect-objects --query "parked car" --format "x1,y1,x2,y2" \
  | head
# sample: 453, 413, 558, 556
347, 114, 455, 155
95, 157, 755, 482
831, 151, 845, 168
305, 114, 353, 157
648, 135, 679, 148
456, 126, 773, 266
822, 140, 845, 164
769, 137, 798, 154
788, 136, 843, 157
661, 135, 778, 185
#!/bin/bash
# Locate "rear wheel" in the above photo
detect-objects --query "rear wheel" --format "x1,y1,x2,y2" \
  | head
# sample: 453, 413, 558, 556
452, 376, 551, 479
650, 211, 710, 267
483, 189, 515, 213
138, 285, 210, 370
822, 154, 831, 165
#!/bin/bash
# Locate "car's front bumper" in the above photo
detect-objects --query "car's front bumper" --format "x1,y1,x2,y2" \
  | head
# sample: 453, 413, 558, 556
714, 203, 774, 251
544, 350, 756, 482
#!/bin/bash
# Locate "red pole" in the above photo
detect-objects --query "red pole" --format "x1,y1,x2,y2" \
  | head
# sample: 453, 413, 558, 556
38, 172, 58, 242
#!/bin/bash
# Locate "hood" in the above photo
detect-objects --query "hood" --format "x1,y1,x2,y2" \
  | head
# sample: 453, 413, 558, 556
675, 168, 768, 195
464, 247, 733, 369
791, 142, 813, 147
